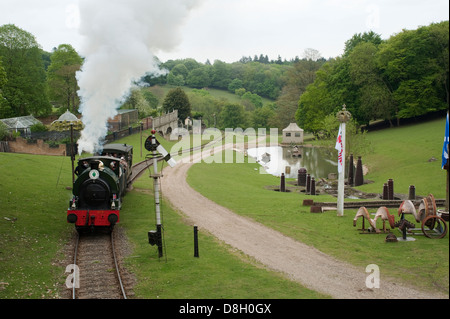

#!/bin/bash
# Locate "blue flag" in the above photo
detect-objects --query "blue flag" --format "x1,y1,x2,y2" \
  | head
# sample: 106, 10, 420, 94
442, 112, 449, 169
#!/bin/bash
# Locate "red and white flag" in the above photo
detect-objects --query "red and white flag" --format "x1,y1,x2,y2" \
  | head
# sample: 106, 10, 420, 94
335, 124, 343, 173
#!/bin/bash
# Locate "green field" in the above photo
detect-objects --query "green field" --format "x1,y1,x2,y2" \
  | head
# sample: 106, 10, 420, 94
0, 117, 448, 299
146, 84, 274, 107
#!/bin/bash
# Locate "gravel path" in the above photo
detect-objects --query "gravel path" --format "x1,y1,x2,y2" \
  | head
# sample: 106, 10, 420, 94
161, 145, 447, 299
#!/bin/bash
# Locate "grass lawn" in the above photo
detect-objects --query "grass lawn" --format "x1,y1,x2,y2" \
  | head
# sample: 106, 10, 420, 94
0, 153, 74, 298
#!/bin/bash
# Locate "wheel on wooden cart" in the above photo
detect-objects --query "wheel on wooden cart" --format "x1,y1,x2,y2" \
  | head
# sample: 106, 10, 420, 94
421, 215, 447, 239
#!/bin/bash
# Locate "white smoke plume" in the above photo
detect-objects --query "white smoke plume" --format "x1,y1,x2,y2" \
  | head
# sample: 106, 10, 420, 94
76, 0, 203, 154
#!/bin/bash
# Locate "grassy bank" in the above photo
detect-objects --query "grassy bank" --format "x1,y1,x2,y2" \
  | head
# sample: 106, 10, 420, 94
357, 118, 447, 199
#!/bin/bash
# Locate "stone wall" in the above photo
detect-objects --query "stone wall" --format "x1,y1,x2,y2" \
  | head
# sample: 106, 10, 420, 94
8, 137, 67, 156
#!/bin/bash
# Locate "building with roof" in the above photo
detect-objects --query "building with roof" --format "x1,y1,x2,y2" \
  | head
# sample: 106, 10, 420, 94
0, 115, 42, 137
50, 110, 83, 131
108, 109, 139, 131
282, 123, 304, 144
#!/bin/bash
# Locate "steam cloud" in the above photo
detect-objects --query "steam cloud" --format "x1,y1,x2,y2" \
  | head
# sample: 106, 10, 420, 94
76, 0, 202, 154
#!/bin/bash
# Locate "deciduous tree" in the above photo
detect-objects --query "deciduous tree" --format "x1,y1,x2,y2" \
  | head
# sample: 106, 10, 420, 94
47, 44, 82, 114
0, 24, 50, 117
162, 87, 191, 121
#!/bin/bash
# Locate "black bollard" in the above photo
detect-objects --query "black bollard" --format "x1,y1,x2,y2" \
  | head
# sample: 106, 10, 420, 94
354, 156, 364, 186
310, 177, 316, 195
280, 173, 286, 192
388, 179, 394, 200
306, 174, 311, 194
383, 183, 389, 200
194, 225, 199, 258
298, 168, 307, 186
348, 154, 354, 186
409, 185, 416, 200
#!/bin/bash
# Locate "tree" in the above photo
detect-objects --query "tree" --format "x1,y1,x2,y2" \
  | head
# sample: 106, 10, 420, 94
296, 22, 448, 133
376, 21, 448, 122
252, 104, 277, 128
219, 103, 248, 129
228, 78, 243, 93
302, 48, 322, 61
142, 89, 159, 109
277, 55, 324, 129
162, 87, 191, 121
167, 73, 185, 86
211, 60, 232, 89
46, 44, 82, 113
343, 31, 382, 57
241, 91, 262, 110
187, 89, 222, 127
0, 24, 51, 117
170, 64, 189, 79
121, 87, 153, 118
0, 57, 11, 118
186, 66, 211, 88
295, 60, 341, 135
348, 42, 395, 124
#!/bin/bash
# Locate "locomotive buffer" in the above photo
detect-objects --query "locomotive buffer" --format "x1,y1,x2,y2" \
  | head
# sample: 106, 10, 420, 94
145, 130, 176, 257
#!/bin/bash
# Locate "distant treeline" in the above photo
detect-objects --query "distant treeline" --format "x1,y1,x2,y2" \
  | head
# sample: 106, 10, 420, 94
144, 57, 293, 100
296, 21, 449, 135
1, 21, 448, 136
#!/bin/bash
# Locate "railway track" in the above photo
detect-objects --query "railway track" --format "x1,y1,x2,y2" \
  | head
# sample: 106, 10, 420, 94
129, 132, 225, 185
129, 158, 154, 185
71, 231, 128, 299
67, 133, 226, 299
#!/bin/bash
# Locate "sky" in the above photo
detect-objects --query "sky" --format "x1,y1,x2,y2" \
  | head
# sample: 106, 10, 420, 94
1, 0, 449, 63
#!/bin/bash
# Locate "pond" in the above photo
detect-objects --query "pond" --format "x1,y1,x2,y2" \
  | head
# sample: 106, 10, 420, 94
247, 146, 338, 179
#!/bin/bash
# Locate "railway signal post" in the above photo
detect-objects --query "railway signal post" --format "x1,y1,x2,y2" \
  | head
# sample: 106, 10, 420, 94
145, 129, 176, 258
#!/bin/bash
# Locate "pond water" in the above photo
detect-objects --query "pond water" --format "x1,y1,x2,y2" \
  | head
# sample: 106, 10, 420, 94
247, 146, 338, 179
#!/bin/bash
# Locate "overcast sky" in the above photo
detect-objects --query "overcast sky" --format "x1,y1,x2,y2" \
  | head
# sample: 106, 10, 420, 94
1, 0, 449, 63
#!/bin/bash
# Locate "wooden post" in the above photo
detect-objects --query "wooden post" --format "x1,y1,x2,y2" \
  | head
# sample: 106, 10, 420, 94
280, 173, 286, 192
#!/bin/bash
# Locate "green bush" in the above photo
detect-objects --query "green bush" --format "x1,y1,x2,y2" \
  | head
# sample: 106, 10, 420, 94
30, 123, 48, 132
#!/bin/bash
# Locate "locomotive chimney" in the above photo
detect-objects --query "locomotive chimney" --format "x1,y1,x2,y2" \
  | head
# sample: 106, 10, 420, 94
90, 161, 99, 170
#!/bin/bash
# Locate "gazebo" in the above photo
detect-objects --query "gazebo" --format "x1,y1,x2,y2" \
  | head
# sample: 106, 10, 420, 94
50, 110, 82, 131
282, 123, 304, 144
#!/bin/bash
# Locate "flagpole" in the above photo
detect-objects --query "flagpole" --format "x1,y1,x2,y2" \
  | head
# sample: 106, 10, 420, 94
443, 111, 449, 211
337, 123, 345, 216
336, 105, 351, 217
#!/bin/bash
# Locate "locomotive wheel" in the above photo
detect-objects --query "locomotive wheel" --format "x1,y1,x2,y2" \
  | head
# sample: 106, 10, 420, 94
421, 215, 447, 239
